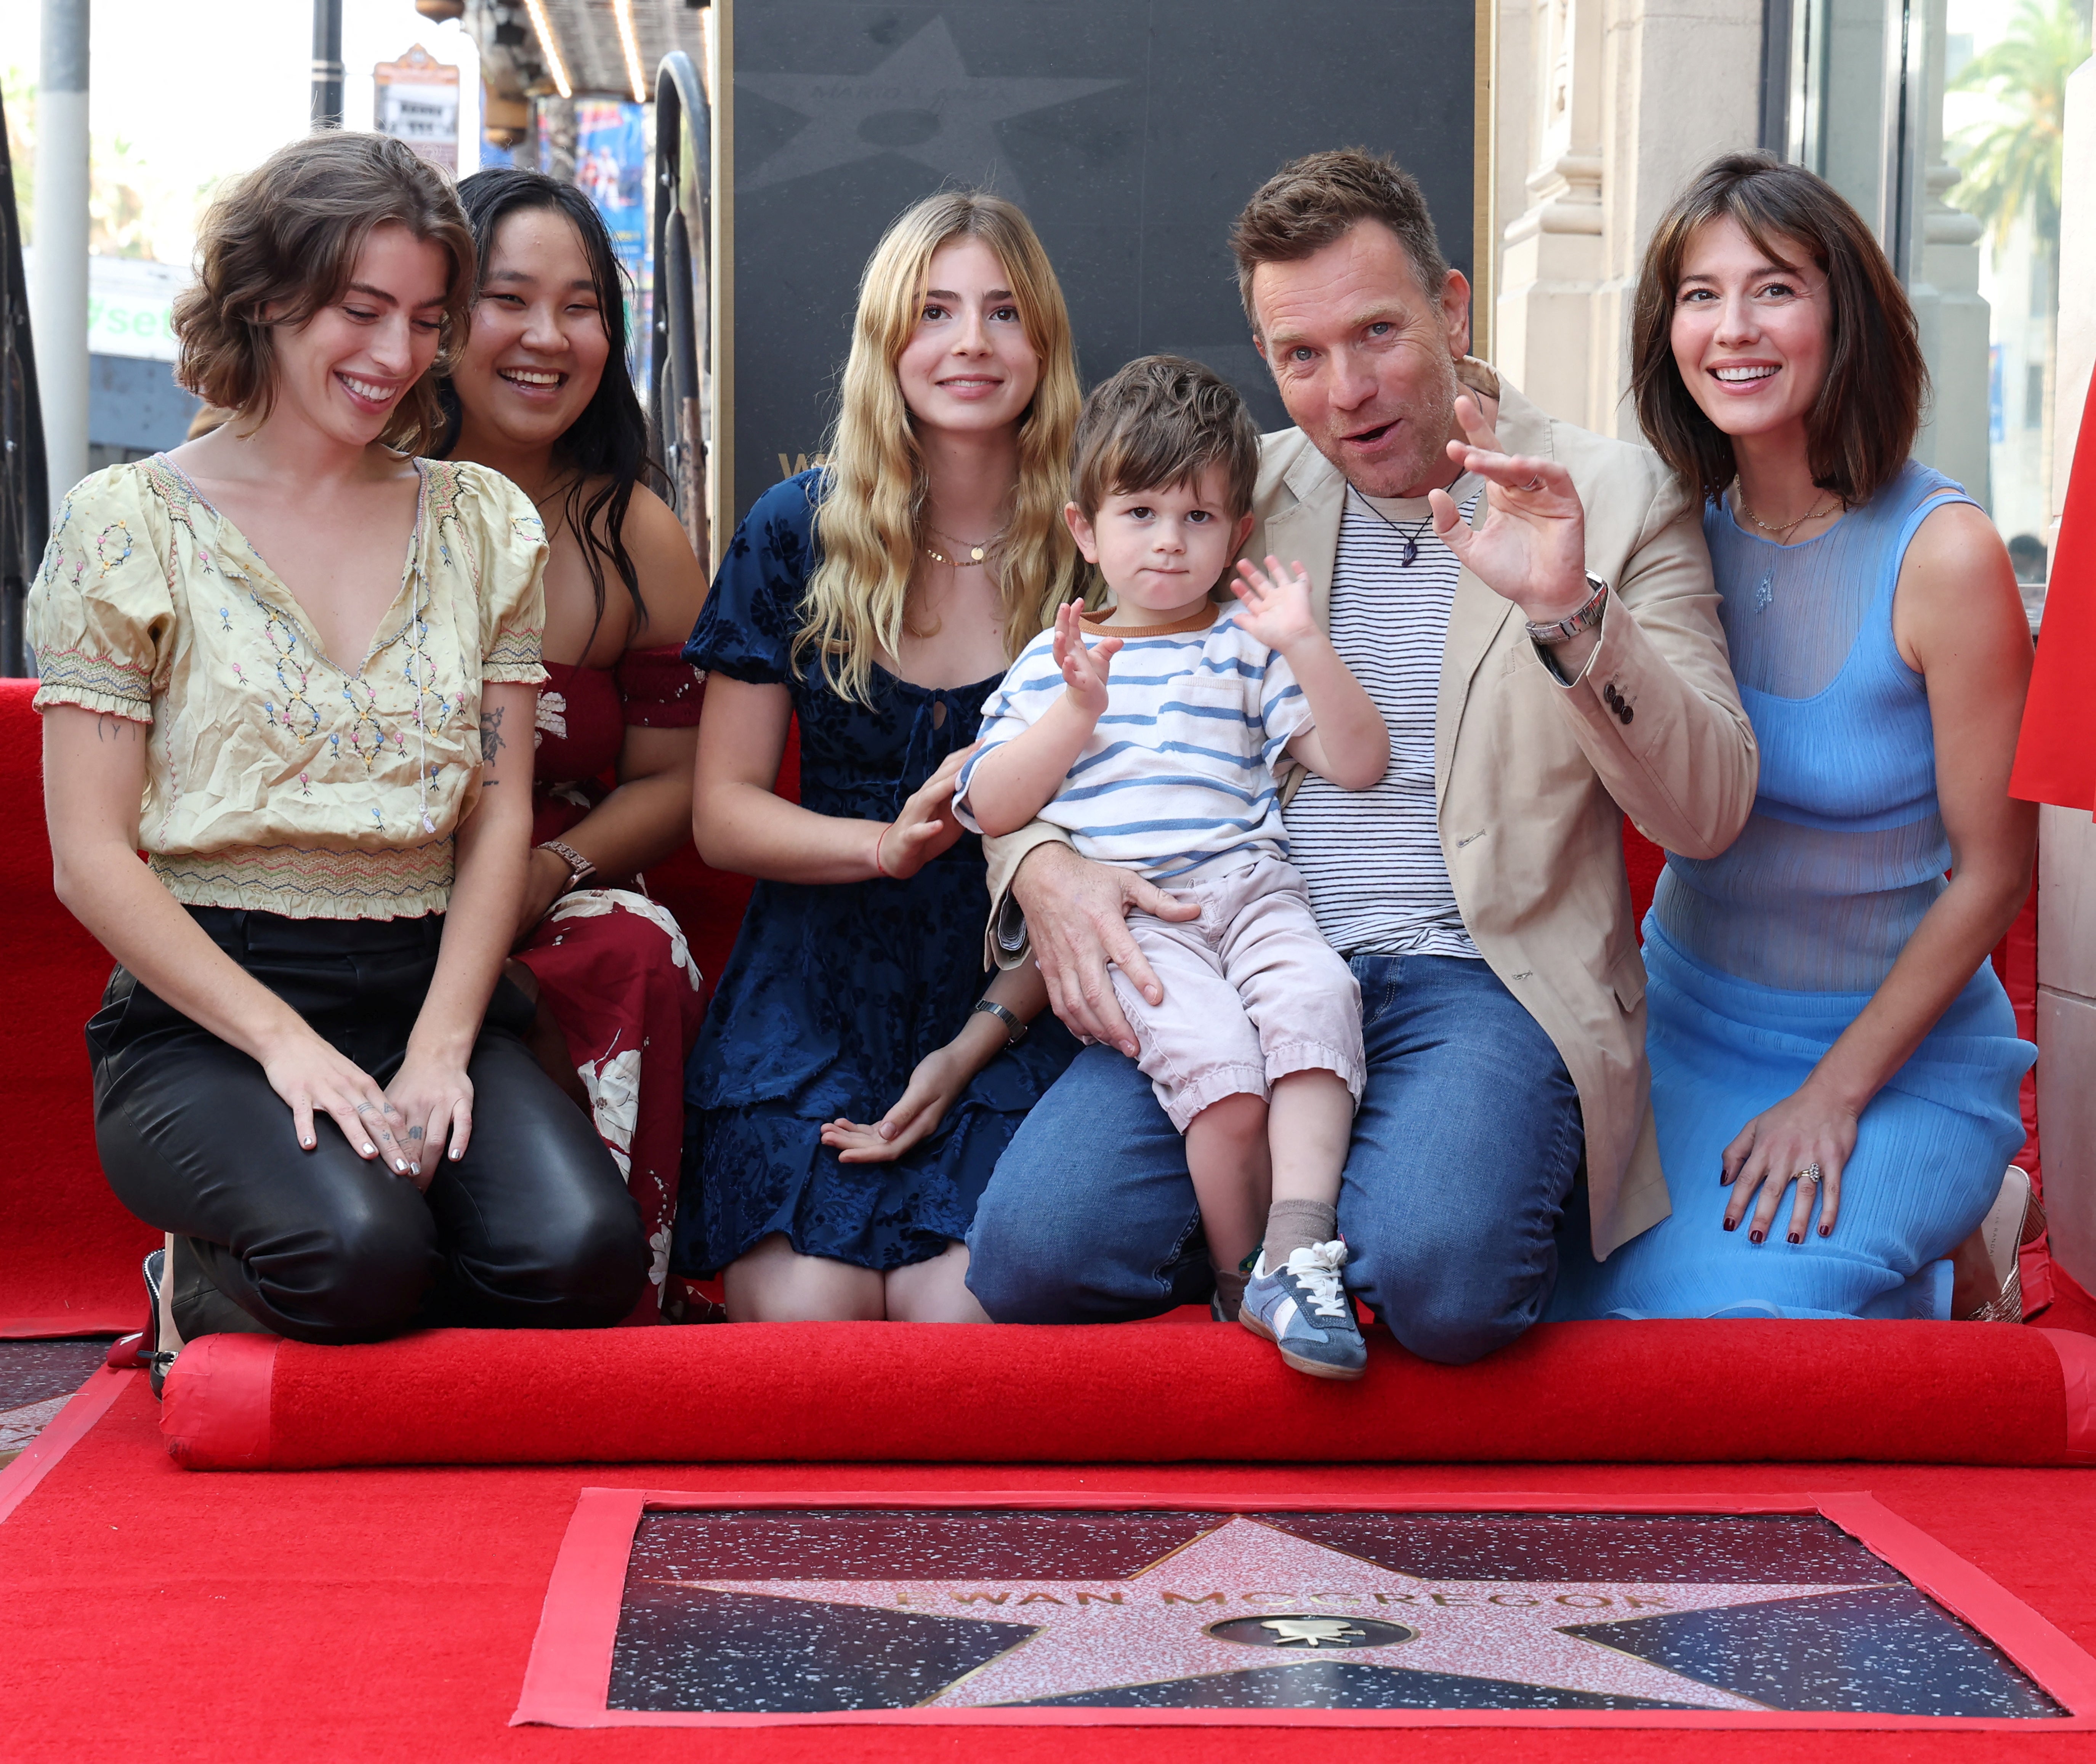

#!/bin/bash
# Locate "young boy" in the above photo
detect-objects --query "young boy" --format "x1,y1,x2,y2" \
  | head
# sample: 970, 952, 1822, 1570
955, 356, 1390, 1378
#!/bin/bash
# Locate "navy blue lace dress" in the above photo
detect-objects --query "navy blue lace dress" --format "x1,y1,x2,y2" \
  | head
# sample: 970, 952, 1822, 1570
671, 471, 1078, 1277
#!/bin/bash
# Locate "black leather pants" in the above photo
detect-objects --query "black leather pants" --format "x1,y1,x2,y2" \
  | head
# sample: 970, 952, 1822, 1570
89, 907, 647, 1345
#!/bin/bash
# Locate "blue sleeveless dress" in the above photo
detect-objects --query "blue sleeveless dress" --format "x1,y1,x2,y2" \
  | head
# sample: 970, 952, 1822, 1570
1554, 462, 2034, 1321
670, 472, 1078, 1278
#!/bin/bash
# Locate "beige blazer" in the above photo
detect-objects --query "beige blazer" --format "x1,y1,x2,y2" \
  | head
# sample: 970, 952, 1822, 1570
983, 372, 1757, 1257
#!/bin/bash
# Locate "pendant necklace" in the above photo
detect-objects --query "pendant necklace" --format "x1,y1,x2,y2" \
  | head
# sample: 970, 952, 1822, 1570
1734, 481, 1837, 614
1348, 486, 1436, 567
924, 528, 993, 568
1735, 480, 1836, 544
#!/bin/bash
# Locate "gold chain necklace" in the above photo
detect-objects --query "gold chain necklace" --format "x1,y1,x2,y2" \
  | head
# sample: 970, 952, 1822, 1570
1735, 480, 1838, 544
923, 527, 995, 568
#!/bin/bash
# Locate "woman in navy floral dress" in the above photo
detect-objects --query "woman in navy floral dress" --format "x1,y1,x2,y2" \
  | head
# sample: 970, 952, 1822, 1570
673, 193, 1083, 1320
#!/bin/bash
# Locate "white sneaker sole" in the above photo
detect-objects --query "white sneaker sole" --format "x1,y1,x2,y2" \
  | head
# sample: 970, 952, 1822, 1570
1238, 1302, 1366, 1381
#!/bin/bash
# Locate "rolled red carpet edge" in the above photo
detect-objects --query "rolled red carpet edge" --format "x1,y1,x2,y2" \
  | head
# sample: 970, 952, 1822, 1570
159, 1319, 2096, 1471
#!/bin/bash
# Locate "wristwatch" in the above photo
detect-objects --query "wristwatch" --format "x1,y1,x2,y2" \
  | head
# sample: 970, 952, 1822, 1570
972, 999, 1029, 1046
540, 838, 597, 895
1526, 574, 1609, 647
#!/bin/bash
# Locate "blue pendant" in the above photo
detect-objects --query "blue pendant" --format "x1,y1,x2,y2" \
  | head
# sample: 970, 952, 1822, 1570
1754, 570, 1774, 612
1401, 537, 1419, 568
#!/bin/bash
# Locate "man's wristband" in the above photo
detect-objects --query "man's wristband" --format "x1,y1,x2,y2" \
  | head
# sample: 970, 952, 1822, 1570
1526, 575, 1609, 647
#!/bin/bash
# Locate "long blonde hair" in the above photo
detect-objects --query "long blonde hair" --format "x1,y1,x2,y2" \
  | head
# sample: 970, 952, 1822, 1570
796, 192, 1083, 702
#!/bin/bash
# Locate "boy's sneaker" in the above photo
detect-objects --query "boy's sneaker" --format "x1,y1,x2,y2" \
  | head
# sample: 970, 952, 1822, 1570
1239, 1241, 1367, 1380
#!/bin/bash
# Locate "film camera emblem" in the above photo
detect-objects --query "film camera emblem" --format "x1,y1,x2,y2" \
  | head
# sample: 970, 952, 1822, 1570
1206, 1614, 1419, 1650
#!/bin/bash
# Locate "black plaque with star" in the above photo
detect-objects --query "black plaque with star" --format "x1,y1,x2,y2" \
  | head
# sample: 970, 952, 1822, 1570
722, 0, 1477, 527
598, 1507, 2073, 1716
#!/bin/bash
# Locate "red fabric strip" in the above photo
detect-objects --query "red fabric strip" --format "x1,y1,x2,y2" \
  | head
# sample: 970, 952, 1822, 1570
166, 1319, 2082, 1471
2012, 373, 2096, 812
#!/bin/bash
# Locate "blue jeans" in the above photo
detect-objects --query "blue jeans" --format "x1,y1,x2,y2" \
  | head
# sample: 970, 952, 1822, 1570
966, 954, 1584, 1364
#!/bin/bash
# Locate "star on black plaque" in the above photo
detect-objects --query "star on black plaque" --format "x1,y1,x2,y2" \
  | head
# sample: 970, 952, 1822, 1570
737, 18, 1123, 200
604, 1509, 2068, 1716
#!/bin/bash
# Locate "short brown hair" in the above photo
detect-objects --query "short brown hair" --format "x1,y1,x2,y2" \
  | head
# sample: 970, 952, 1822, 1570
1229, 148, 1452, 329
1631, 152, 1925, 509
1071, 355, 1261, 523
174, 133, 476, 456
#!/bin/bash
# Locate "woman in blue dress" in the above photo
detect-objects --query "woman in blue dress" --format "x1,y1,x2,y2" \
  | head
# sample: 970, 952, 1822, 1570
1556, 154, 2038, 1322
673, 192, 1082, 1321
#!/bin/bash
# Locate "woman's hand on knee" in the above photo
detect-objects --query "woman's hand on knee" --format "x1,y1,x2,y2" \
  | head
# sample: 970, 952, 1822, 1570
260, 1030, 413, 1177
385, 1052, 476, 1189
1720, 1084, 1856, 1244
820, 1042, 975, 1164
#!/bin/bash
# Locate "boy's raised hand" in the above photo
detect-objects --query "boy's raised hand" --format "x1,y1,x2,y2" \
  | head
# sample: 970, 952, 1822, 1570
1231, 555, 1319, 652
1050, 597, 1120, 720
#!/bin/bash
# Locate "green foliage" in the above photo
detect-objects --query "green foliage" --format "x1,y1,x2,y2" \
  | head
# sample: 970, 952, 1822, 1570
1949, 0, 2093, 253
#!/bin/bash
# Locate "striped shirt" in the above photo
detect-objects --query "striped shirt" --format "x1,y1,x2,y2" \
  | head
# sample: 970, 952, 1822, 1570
955, 604, 1312, 882
1284, 481, 1482, 960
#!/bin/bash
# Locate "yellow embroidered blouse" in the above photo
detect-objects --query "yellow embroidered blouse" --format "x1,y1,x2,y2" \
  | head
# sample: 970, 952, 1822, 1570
28, 455, 548, 920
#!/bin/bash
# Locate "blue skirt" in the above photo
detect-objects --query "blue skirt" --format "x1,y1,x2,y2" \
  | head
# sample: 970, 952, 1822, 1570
1552, 921, 2033, 1321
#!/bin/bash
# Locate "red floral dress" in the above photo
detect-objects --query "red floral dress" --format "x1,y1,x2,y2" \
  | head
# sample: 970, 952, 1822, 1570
513, 648, 707, 1314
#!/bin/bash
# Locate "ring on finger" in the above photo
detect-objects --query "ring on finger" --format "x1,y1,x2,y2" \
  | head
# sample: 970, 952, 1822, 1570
1795, 1164, 1822, 1185
1522, 476, 1544, 491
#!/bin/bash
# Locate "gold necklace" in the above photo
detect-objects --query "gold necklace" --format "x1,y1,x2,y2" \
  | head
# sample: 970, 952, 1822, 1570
923, 527, 993, 568
1735, 481, 1838, 543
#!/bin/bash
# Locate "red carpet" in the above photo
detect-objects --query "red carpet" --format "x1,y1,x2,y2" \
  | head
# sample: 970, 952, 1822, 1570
155, 1317, 2096, 1471
5, 1375, 2096, 1762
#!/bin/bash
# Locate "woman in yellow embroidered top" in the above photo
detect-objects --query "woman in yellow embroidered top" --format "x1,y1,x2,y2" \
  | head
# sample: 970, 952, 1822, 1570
31, 133, 647, 1383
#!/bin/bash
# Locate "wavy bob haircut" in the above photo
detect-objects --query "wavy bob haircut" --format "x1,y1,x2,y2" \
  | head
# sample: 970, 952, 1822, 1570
173, 132, 476, 458
442, 168, 654, 635
796, 190, 1083, 703
1631, 152, 1925, 509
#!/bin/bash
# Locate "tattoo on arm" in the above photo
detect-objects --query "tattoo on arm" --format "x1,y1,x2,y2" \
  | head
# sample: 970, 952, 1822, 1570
479, 706, 506, 763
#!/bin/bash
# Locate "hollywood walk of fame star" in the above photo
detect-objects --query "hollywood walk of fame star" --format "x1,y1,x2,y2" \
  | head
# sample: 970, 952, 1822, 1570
670, 1515, 1889, 1709
738, 17, 1123, 200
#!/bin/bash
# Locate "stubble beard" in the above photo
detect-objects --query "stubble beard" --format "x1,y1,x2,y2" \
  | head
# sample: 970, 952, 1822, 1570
1331, 349, 1464, 502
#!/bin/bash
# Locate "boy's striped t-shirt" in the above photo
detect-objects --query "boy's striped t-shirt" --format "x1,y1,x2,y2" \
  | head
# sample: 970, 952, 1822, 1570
954, 604, 1313, 882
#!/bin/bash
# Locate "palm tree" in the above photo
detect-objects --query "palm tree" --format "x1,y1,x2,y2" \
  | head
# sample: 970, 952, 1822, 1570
1949, 0, 2090, 254
1949, 0, 2091, 506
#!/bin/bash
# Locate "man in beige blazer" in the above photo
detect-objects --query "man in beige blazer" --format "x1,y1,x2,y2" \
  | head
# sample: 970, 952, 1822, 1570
963, 150, 1756, 1361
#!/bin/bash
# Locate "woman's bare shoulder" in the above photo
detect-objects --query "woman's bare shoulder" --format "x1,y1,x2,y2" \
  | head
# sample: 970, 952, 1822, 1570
1895, 494, 2028, 671
616, 484, 710, 645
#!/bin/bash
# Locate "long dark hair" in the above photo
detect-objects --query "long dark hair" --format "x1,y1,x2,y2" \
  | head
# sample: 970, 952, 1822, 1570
1630, 152, 1925, 511
441, 167, 655, 635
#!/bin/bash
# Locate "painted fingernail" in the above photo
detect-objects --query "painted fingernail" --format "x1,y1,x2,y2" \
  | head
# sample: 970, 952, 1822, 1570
395, 1159, 408, 1173
1723, 1218, 1736, 1231
302, 1137, 315, 1149
410, 1163, 421, 1178
1749, 1229, 1764, 1244
450, 1146, 465, 1160
1787, 1231, 1801, 1245
362, 1142, 376, 1155
1720, 1174, 1734, 1186
1819, 1225, 1832, 1237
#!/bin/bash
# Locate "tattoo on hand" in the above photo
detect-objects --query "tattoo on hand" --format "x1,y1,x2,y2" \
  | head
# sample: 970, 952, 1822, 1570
407, 1126, 425, 1141
480, 706, 506, 762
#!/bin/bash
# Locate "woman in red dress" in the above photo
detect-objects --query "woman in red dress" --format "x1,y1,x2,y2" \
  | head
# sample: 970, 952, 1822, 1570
441, 168, 710, 1317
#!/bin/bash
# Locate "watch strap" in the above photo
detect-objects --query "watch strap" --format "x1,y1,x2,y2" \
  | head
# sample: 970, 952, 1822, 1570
540, 838, 597, 894
1526, 575, 1609, 647
972, 999, 1028, 1045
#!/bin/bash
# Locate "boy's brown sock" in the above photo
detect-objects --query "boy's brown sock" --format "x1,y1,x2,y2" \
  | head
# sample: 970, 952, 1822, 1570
1262, 1198, 1339, 1266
